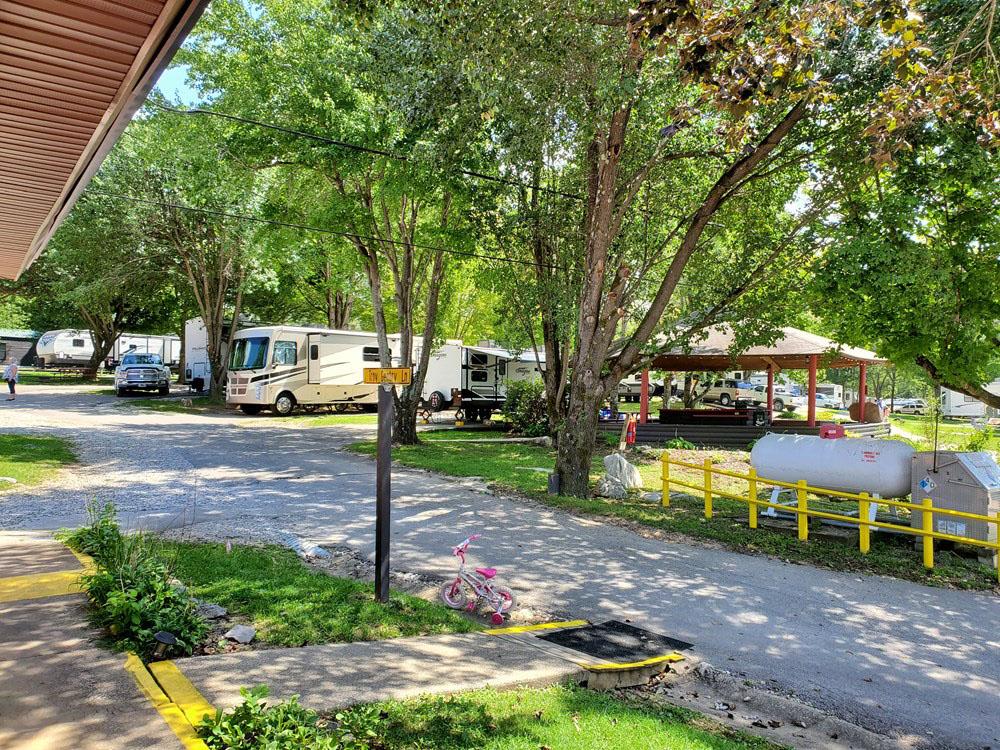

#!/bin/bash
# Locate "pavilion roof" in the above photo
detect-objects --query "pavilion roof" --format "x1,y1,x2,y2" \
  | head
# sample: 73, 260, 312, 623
649, 324, 886, 371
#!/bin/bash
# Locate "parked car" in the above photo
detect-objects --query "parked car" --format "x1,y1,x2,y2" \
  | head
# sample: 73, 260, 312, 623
813, 393, 840, 408
702, 379, 759, 407
617, 373, 665, 403
896, 398, 928, 415
114, 352, 172, 396
772, 385, 807, 413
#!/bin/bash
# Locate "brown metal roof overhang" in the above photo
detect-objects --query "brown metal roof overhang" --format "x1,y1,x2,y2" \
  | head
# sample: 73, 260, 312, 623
0, 0, 210, 280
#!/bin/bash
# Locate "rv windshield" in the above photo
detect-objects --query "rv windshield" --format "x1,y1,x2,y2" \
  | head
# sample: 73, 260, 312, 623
229, 337, 269, 371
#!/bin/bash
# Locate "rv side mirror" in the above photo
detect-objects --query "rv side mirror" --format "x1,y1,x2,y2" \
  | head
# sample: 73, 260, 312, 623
310, 345, 319, 360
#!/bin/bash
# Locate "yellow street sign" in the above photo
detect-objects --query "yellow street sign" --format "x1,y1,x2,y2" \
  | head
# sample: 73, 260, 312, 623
363, 367, 412, 385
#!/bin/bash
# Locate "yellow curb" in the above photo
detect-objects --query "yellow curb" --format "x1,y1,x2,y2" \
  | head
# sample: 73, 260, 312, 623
125, 654, 212, 750
485, 619, 590, 635
65, 545, 97, 572
149, 660, 217, 731
581, 653, 685, 671
0, 570, 83, 603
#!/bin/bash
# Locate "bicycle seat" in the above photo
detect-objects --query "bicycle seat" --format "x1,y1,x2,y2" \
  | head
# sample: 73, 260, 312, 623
476, 567, 497, 579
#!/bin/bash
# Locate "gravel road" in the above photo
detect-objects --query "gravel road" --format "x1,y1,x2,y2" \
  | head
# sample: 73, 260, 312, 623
2, 386, 998, 750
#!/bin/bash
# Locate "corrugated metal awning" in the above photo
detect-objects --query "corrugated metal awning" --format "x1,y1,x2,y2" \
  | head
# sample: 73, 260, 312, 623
0, 0, 210, 280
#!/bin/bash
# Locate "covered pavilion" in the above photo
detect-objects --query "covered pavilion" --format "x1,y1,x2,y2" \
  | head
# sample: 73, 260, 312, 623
637, 325, 887, 427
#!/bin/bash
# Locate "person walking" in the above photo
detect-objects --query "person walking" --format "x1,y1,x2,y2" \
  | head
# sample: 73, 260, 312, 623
3, 359, 18, 401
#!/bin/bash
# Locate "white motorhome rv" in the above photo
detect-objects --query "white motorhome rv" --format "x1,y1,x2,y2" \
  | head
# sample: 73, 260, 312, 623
226, 326, 393, 414
35, 329, 94, 368
226, 326, 544, 418
940, 380, 1000, 419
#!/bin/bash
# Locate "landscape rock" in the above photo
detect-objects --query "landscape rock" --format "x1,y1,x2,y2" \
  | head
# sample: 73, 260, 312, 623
595, 476, 627, 499
0, 477, 17, 484
195, 603, 228, 620
603, 452, 643, 489
224, 624, 256, 644
640, 491, 663, 503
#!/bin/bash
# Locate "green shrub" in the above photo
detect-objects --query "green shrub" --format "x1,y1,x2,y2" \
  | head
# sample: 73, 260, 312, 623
965, 426, 993, 452
663, 437, 696, 450
58, 500, 123, 564
200, 686, 382, 750
64, 503, 207, 659
502, 379, 548, 437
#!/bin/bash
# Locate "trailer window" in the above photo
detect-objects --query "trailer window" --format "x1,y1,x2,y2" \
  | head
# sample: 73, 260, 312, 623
498, 361, 506, 378
470, 352, 488, 367
72, 338, 85, 348
471, 370, 488, 382
0, 344, 6, 360
229, 337, 269, 370
362, 346, 381, 363
273, 340, 297, 366
310, 345, 319, 360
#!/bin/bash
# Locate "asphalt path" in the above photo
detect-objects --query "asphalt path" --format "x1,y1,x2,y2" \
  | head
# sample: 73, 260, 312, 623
1, 386, 998, 750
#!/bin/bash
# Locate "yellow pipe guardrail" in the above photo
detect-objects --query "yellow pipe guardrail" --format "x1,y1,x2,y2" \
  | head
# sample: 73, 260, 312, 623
660, 451, 1000, 580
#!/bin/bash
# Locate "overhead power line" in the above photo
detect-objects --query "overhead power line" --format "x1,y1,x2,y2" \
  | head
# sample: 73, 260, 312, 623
150, 103, 583, 201
89, 189, 565, 271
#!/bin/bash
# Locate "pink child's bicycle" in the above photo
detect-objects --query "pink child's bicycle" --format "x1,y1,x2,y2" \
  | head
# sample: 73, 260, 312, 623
440, 534, 516, 625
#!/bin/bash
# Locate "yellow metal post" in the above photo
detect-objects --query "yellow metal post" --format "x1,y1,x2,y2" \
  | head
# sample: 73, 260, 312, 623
747, 468, 758, 529
922, 497, 934, 569
858, 492, 870, 554
796, 480, 808, 541
661, 452, 670, 507
994, 512, 999, 582
703, 458, 713, 519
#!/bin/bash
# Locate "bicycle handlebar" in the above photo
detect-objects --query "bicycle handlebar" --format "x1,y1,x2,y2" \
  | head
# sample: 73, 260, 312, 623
452, 533, 482, 556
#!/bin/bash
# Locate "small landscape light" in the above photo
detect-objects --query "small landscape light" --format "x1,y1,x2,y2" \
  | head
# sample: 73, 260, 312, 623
153, 631, 178, 659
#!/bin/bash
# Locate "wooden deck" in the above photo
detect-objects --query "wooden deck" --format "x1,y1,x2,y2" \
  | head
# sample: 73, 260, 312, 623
598, 420, 892, 449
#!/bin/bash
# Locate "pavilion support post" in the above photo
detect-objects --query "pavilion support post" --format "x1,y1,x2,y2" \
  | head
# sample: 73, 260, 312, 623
766, 365, 774, 414
807, 354, 818, 427
640, 369, 650, 424
859, 363, 868, 422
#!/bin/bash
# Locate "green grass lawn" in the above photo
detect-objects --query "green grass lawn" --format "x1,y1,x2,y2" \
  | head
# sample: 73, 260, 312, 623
294, 412, 379, 426
347, 439, 998, 591
359, 684, 783, 750
0, 434, 76, 490
890, 413, 999, 450
157, 542, 478, 646
17, 369, 114, 385
126, 396, 215, 413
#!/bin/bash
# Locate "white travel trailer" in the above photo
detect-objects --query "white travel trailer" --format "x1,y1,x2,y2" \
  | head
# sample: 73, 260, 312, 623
421, 343, 544, 421
108, 334, 181, 368
940, 380, 1000, 419
184, 317, 257, 391
35, 329, 94, 368
226, 326, 544, 418
36, 329, 179, 369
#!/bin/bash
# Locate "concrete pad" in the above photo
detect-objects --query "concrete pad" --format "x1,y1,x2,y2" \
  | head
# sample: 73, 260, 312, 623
0, 535, 80, 578
0, 549, 182, 749
174, 632, 587, 712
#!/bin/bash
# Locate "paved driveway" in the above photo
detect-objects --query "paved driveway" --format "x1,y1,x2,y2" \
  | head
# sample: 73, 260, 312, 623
1, 387, 998, 750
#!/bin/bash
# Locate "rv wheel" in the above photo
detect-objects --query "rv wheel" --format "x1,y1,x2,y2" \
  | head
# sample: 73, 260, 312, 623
334, 403, 349, 413
429, 391, 446, 411
274, 392, 296, 416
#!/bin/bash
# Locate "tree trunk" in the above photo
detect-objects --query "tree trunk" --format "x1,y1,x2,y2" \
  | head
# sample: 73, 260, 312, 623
556, 381, 604, 497
916, 355, 1000, 410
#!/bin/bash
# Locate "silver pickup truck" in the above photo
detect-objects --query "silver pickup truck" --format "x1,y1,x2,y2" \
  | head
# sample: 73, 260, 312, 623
114, 352, 171, 396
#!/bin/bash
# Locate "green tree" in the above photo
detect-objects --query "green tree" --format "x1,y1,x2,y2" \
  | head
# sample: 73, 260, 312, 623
813, 126, 1000, 407
426, 0, 985, 495
178, 0, 484, 440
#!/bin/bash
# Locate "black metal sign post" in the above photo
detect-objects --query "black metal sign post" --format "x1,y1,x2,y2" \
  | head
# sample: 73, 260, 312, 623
374, 383, 393, 603
364, 366, 411, 604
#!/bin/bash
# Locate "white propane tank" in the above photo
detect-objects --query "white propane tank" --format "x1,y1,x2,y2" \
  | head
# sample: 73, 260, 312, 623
750, 433, 915, 498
